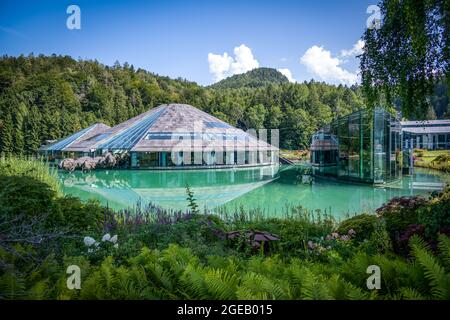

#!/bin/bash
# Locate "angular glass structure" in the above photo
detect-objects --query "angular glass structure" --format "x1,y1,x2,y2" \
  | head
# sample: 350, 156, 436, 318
311, 108, 402, 184
39, 104, 279, 169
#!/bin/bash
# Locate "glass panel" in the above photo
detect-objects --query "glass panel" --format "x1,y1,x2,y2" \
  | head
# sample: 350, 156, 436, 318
373, 109, 386, 183
348, 112, 361, 178
390, 116, 401, 181
384, 111, 392, 181
99, 108, 165, 150
361, 110, 373, 182
338, 116, 349, 178
136, 152, 159, 167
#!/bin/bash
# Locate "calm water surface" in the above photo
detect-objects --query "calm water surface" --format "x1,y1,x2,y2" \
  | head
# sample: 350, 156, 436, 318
58, 165, 449, 219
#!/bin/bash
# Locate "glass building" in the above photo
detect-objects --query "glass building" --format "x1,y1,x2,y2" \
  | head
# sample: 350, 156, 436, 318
39, 104, 279, 169
311, 108, 402, 184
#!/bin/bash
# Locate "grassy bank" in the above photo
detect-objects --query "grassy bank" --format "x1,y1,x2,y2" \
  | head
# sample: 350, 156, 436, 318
280, 149, 310, 162
0, 158, 449, 300
414, 149, 450, 173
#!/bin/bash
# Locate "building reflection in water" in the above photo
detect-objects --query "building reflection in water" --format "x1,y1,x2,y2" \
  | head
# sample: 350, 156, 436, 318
59, 164, 280, 210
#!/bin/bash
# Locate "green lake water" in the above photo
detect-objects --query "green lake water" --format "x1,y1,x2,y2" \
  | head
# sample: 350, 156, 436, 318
58, 165, 450, 219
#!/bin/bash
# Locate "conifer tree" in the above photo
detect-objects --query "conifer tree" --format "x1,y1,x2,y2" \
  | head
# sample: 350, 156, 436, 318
0, 112, 14, 155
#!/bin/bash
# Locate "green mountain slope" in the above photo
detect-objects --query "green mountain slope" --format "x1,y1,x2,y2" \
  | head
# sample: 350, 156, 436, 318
210, 67, 289, 89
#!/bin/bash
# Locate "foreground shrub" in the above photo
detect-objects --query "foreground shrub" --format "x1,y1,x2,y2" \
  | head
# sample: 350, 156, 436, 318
0, 175, 103, 232
376, 196, 427, 242
51, 196, 103, 231
337, 214, 377, 242
0, 156, 62, 196
376, 187, 450, 255
418, 187, 450, 240
0, 175, 56, 219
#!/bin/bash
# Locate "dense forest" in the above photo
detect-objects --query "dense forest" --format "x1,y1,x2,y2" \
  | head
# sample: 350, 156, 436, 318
0, 55, 366, 154
0, 54, 448, 156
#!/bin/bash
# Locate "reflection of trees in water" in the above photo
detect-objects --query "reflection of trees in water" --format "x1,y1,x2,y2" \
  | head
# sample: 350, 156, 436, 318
277, 166, 312, 185
60, 171, 132, 189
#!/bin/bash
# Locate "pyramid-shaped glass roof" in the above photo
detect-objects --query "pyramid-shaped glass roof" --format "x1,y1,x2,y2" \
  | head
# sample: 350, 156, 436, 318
40, 104, 277, 153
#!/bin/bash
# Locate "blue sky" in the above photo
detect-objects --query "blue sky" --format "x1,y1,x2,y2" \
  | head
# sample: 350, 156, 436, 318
0, 0, 374, 86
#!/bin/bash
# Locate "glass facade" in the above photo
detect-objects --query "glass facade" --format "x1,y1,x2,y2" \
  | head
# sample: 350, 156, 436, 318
403, 131, 450, 150
311, 108, 401, 184
130, 150, 270, 168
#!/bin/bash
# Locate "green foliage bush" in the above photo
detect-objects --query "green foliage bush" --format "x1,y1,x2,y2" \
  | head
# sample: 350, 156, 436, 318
0, 175, 56, 219
0, 156, 62, 195
418, 187, 450, 240
0, 158, 103, 234
337, 214, 378, 242
51, 196, 103, 232
365, 220, 393, 254
376, 196, 427, 239
0, 175, 102, 232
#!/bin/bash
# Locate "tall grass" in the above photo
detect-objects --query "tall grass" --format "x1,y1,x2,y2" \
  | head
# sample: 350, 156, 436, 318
113, 200, 193, 226
215, 203, 333, 221
0, 155, 62, 196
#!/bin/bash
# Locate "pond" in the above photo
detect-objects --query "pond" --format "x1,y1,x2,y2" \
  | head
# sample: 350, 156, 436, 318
58, 165, 450, 219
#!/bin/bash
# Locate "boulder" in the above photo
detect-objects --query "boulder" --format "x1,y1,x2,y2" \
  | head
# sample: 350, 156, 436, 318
80, 158, 97, 172
59, 158, 76, 172
103, 153, 117, 168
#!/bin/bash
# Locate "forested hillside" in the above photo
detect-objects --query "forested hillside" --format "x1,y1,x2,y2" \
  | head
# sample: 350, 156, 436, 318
0, 55, 368, 154
209, 67, 289, 89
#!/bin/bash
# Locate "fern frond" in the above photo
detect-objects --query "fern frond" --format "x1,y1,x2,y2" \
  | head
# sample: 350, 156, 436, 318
411, 236, 450, 299
179, 263, 208, 299
238, 272, 286, 300
0, 272, 26, 299
203, 269, 238, 300
399, 287, 426, 300
26, 279, 49, 300
437, 234, 450, 270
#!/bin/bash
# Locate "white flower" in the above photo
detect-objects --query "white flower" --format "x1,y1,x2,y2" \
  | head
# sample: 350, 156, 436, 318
114, 243, 119, 249
109, 235, 118, 244
94, 242, 100, 247
84, 236, 96, 247
102, 233, 111, 242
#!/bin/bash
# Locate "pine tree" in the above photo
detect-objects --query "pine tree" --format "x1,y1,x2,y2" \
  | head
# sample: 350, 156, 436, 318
24, 106, 42, 155
0, 112, 14, 155
13, 102, 27, 155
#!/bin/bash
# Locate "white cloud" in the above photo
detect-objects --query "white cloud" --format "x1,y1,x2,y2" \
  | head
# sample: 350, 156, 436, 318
278, 68, 296, 83
340, 40, 365, 58
207, 52, 233, 82
208, 44, 259, 82
300, 45, 358, 85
